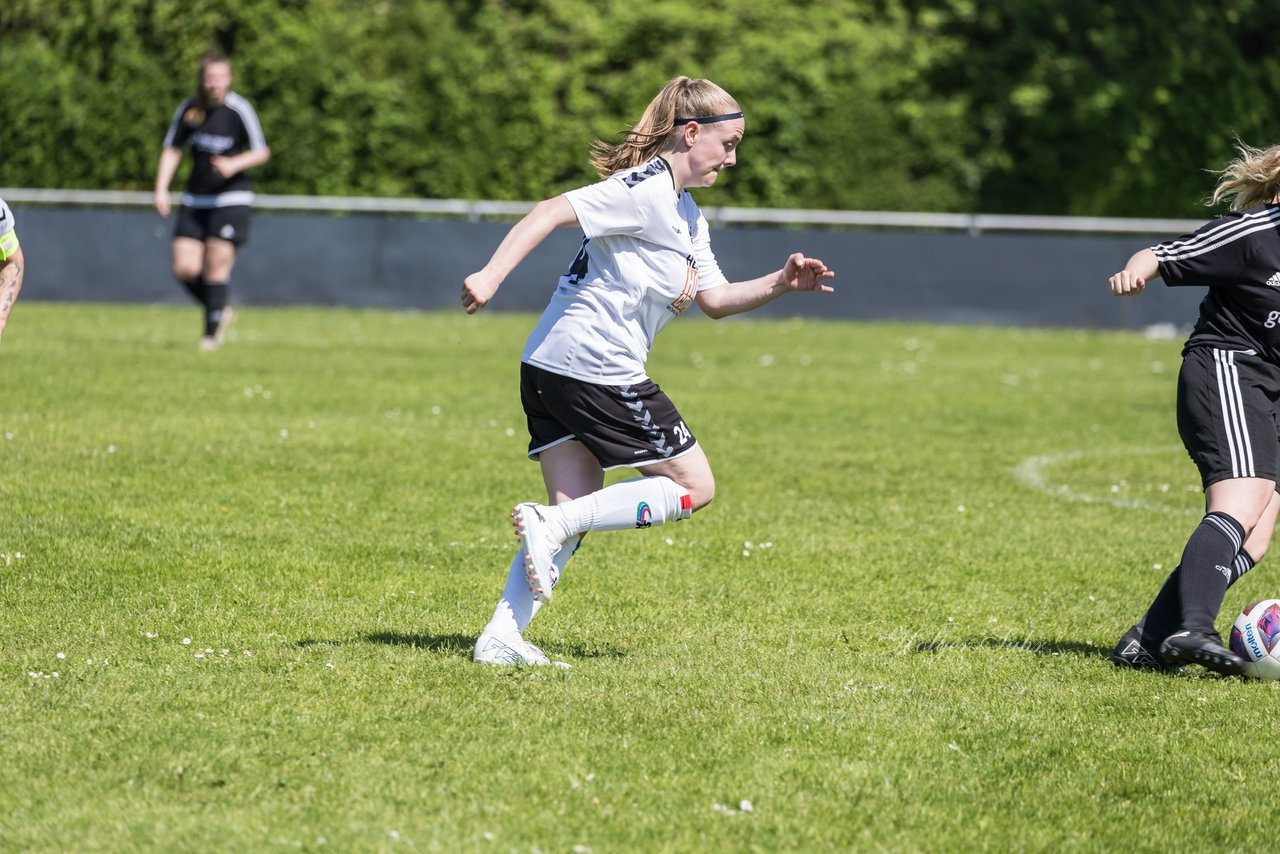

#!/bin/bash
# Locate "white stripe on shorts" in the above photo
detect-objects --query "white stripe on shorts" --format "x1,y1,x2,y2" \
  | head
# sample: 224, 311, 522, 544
1212, 349, 1255, 478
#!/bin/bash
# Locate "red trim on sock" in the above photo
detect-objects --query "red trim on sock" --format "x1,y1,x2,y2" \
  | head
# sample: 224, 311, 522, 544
680, 494, 693, 511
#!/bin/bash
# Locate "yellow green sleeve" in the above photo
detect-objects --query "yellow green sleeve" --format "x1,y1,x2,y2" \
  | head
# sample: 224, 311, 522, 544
0, 230, 18, 262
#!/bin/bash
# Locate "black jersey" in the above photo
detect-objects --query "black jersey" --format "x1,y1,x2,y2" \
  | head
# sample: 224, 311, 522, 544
162, 92, 267, 208
1153, 205, 1280, 363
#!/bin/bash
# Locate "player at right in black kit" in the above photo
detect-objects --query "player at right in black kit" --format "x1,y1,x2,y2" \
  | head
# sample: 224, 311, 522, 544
1108, 141, 1280, 676
154, 51, 270, 351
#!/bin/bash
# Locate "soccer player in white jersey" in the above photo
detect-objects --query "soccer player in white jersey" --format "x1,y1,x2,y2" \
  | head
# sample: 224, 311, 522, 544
462, 76, 836, 667
0, 196, 24, 342
154, 51, 270, 351
1109, 141, 1280, 676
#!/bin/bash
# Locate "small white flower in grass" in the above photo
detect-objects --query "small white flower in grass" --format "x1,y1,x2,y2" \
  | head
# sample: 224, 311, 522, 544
505, 427, 515, 437
220, 649, 229, 656
388, 830, 399, 841
483, 831, 495, 841
194, 653, 205, 659
204, 648, 214, 654
279, 429, 289, 438
761, 541, 773, 548
759, 354, 774, 367
573, 845, 592, 853
181, 638, 191, 645
948, 742, 960, 751
52, 672, 59, 678
86, 659, 93, 665
56, 652, 65, 660
742, 550, 750, 557
325, 661, 334, 669
144, 632, 158, 639
1153, 563, 1163, 570
739, 800, 753, 812
431, 405, 441, 415
14, 553, 23, 559
107, 445, 117, 454
4, 432, 12, 440
957, 505, 965, 513
664, 537, 673, 546
243, 650, 253, 657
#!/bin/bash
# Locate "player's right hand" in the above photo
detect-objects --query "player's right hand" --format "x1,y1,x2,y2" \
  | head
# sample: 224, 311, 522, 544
461, 271, 499, 314
1108, 269, 1145, 296
154, 190, 171, 218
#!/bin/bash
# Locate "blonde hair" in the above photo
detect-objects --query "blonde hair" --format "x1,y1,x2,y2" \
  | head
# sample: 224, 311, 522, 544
589, 76, 740, 179
1210, 141, 1280, 210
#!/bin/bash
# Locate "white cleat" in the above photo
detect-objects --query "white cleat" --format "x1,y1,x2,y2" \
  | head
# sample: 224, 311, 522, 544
511, 502, 563, 603
473, 630, 570, 668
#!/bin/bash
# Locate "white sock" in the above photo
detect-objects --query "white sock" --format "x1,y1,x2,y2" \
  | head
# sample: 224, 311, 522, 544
555, 476, 693, 536
482, 534, 584, 636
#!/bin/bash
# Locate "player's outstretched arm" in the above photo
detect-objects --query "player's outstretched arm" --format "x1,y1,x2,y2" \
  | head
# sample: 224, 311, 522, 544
0, 245, 25, 343
1109, 248, 1159, 297
696, 252, 834, 320
461, 195, 579, 314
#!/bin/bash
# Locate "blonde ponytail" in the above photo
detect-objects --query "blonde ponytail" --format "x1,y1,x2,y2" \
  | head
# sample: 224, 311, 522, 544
1210, 141, 1280, 210
589, 76, 740, 179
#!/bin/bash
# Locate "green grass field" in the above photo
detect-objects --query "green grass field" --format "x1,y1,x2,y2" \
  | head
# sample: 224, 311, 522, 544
2, 302, 1275, 852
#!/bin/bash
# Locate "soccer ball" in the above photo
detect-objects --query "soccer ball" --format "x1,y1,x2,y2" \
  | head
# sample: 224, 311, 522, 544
1228, 599, 1280, 680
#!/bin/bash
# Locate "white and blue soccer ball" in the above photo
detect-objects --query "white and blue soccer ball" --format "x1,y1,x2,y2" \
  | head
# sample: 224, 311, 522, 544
1229, 599, 1280, 681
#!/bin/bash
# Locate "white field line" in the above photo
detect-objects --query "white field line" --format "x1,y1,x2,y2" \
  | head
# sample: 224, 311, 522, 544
1013, 446, 1200, 515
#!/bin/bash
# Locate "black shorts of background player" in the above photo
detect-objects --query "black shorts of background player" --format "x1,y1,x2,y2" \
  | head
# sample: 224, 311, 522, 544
461, 76, 837, 667
153, 51, 270, 351
1108, 141, 1280, 676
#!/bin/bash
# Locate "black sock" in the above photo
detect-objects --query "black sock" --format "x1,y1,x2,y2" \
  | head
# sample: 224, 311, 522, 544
1136, 549, 1258, 643
204, 279, 229, 336
1178, 511, 1246, 634
180, 276, 206, 304
1137, 565, 1183, 645
1231, 550, 1256, 584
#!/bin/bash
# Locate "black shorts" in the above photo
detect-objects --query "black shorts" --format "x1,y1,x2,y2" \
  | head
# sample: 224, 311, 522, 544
1177, 346, 1280, 487
520, 362, 699, 470
174, 205, 252, 246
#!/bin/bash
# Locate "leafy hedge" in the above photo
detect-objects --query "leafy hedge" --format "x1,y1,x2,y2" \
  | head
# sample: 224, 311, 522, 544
3, 0, 1278, 216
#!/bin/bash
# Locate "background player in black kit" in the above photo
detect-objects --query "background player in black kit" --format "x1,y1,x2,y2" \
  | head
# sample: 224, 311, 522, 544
1108, 141, 1280, 676
154, 51, 270, 351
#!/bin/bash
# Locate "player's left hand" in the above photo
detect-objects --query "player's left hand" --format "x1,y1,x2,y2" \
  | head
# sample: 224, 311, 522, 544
210, 156, 237, 178
780, 253, 835, 293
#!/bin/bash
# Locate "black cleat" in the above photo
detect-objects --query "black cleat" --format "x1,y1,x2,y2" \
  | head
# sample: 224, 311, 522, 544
1111, 625, 1181, 672
1159, 630, 1246, 676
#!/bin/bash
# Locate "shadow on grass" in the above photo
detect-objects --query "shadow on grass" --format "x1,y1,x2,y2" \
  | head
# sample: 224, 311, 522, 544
913, 637, 1111, 661
369, 632, 629, 660
297, 632, 629, 661
361, 632, 475, 657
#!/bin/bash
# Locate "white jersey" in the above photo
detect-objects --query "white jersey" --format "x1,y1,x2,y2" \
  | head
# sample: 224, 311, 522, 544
0, 197, 18, 261
521, 156, 728, 385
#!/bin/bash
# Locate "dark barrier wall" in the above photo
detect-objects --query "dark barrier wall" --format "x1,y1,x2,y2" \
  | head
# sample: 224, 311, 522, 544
16, 206, 1204, 328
